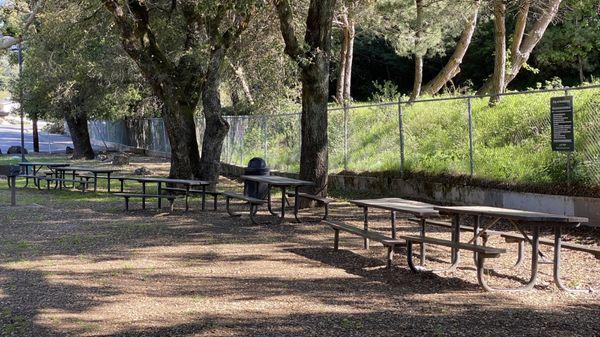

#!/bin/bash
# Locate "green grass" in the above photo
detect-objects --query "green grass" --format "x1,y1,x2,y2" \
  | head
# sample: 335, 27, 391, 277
230, 87, 600, 187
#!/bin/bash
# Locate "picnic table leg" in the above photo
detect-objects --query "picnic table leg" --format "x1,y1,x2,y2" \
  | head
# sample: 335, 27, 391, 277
363, 206, 369, 249
293, 186, 301, 223
107, 172, 111, 192
390, 211, 397, 239
201, 185, 207, 211
267, 187, 278, 216
278, 186, 286, 223
185, 185, 190, 212
157, 182, 162, 209
449, 214, 460, 270
552, 226, 594, 292
120, 179, 124, 192
93, 173, 98, 192
10, 176, 16, 206
477, 225, 540, 292
473, 215, 480, 265
142, 182, 146, 210
420, 218, 426, 266
23, 165, 30, 188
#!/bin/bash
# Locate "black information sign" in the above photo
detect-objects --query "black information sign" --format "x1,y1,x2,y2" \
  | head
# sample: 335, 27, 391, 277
550, 96, 574, 152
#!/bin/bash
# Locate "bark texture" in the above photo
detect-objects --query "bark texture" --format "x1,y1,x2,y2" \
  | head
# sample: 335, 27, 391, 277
65, 111, 95, 160
32, 117, 40, 152
489, 0, 507, 104
104, 1, 249, 181
275, 0, 337, 201
478, 0, 562, 94
422, 0, 481, 95
335, 8, 354, 103
410, 0, 424, 101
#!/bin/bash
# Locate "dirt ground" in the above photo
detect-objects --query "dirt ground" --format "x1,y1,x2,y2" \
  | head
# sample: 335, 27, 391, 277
0, 154, 598, 337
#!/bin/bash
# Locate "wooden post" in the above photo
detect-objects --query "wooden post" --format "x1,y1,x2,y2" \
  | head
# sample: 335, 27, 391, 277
10, 176, 16, 206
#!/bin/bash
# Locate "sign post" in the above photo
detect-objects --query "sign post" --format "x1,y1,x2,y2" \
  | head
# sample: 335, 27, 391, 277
550, 96, 574, 181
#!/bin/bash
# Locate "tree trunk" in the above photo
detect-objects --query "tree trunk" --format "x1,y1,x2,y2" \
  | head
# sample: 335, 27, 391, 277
64, 111, 94, 159
422, 0, 481, 95
489, 0, 506, 104
510, 0, 531, 60
32, 116, 40, 152
410, 0, 424, 101
274, 0, 336, 202
503, 0, 562, 88
479, 0, 562, 93
161, 99, 201, 179
299, 56, 329, 201
343, 18, 355, 102
336, 10, 349, 104
199, 48, 230, 187
230, 62, 255, 105
578, 55, 585, 83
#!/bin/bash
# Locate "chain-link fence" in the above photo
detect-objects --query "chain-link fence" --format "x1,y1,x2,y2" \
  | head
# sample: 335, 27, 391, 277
89, 85, 600, 185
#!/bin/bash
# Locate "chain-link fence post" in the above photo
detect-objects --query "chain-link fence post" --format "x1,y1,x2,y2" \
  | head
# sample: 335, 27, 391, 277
398, 97, 405, 179
343, 101, 349, 171
565, 88, 571, 182
467, 97, 474, 177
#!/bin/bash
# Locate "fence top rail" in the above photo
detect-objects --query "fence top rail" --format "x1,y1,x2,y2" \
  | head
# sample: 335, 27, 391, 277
220, 84, 600, 118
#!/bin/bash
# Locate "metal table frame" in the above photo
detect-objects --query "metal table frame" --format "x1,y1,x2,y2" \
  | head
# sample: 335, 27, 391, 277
240, 175, 315, 224
132, 177, 210, 211
349, 198, 440, 266
434, 206, 589, 292
17, 162, 70, 188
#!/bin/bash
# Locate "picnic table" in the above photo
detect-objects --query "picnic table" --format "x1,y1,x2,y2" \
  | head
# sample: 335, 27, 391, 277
434, 205, 589, 292
18, 162, 70, 187
130, 177, 210, 211
51, 166, 118, 192
239, 175, 315, 223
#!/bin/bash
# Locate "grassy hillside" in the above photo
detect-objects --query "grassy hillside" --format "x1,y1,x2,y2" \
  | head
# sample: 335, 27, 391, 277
224, 86, 600, 188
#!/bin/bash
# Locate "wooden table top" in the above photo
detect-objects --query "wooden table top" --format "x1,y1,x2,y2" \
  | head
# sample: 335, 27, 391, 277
434, 205, 588, 224
132, 177, 210, 186
241, 175, 315, 187
350, 198, 440, 218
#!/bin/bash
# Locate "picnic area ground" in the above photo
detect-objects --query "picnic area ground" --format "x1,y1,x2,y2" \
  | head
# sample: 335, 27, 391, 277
0, 153, 598, 337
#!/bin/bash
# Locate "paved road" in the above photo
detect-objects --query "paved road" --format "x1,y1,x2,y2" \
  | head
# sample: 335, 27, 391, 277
0, 121, 73, 154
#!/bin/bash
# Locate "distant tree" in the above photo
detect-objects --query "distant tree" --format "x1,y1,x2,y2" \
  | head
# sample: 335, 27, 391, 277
536, 0, 600, 83
422, 0, 482, 95
372, 0, 470, 100
20, 0, 143, 159
479, 0, 563, 96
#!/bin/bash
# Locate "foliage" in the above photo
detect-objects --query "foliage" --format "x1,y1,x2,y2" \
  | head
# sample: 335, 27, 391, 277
535, 0, 600, 82
18, 0, 146, 122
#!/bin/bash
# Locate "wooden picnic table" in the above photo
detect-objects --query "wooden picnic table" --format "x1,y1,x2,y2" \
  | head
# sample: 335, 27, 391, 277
240, 175, 314, 223
131, 177, 210, 211
349, 198, 440, 264
18, 162, 70, 187
52, 166, 118, 192
434, 205, 589, 292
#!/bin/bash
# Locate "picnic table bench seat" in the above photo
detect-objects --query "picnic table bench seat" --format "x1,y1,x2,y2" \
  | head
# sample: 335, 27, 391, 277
41, 176, 89, 192
285, 191, 333, 220
398, 234, 506, 274
114, 193, 178, 211
323, 220, 405, 268
223, 192, 266, 224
